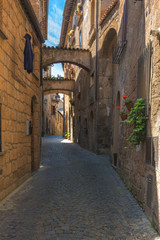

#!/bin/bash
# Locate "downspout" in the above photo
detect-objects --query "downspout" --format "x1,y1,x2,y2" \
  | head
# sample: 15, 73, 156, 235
40, 44, 43, 163
62, 63, 65, 138
95, 0, 99, 153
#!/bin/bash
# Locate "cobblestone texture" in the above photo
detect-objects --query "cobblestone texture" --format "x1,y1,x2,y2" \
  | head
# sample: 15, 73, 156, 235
0, 136, 159, 240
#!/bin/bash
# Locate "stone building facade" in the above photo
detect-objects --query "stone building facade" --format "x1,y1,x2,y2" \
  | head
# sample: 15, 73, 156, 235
44, 94, 63, 136
0, 0, 48, 200
60, 0, 160, 231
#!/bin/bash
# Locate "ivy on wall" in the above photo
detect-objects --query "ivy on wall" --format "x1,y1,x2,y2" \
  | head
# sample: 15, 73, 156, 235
124, 98, 146, 147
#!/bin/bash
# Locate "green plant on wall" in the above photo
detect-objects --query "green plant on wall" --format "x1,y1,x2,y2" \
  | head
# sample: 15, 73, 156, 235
124, 98, 146, 147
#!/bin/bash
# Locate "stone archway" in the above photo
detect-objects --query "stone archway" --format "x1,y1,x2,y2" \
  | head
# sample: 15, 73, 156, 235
31, 96, 39, 172
42, 47, 91, 71
43, 78, 75, 93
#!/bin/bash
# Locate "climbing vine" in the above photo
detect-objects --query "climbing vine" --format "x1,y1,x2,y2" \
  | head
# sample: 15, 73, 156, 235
124, 98, 146, 147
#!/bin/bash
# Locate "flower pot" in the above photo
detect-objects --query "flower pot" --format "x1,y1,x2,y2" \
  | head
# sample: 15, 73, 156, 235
68, 137, 71, 140
65, 136, 67, 139
125, 102, 133, 111
120, 114, 127, 121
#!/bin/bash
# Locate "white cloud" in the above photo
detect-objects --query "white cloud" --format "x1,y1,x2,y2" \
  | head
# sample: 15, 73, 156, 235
48, 34, 59, 45
50, 4, 63, 23
48, 16, 61, 39
51, 64, 64, 77
45, 3, 63, 47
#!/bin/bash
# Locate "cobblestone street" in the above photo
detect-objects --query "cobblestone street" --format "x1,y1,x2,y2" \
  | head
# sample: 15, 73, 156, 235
0, 136, 159, 240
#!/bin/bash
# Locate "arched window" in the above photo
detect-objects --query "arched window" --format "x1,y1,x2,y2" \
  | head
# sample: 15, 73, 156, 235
79, 31, 82, 48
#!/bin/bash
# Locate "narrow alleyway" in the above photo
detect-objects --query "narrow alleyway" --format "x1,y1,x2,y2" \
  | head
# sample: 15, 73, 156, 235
0, 137, 159, 240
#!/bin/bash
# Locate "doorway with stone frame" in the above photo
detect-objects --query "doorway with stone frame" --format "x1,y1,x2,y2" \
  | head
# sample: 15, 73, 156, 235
98, 28, 118, 154
31, 96, 39, 172
113, 91, 120, 167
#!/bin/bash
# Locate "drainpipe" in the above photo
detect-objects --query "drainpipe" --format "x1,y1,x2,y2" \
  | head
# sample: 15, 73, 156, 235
40, 43, 43, 164
95, 0, 99, 154
63, 96, 65, 137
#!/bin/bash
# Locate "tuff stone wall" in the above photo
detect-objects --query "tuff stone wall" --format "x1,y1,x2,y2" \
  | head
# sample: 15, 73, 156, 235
44, 95, 63, 136
61, 0, 160, 231
0, 0, 42, 200
30, 0, 48, 39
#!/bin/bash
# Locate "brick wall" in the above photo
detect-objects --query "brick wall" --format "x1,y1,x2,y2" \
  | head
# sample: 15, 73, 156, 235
0, 0, 42, 200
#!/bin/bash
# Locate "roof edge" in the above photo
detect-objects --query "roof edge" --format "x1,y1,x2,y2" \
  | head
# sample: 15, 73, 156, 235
59, 0, 75, 47
20, 0, 45, 43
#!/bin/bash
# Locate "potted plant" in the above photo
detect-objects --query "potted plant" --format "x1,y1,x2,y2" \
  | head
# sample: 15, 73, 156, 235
125, 99, 133, 111
68, 29, 74, 37
75, 2, 82, 16
120, 111, 127, 121
65, 132, 68, 139
68, 132, 71, 140
124, 98, 146, 148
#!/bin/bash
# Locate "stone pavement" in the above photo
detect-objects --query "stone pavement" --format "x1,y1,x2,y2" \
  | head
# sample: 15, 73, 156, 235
0, 136, 159, 240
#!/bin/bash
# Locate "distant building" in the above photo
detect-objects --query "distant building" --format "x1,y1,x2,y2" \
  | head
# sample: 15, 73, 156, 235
44, 94, 63, 136
44, 66, 52, 78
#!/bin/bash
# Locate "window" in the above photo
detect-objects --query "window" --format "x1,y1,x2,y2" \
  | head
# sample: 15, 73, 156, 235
146, 137, 158, 168
79, 31, 82, 48
51, 106, 56, 115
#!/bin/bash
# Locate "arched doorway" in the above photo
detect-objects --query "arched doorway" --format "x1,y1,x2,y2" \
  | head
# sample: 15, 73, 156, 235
113, 91, 120, 167
31, 96, 39, 172
98, 28, 118, 154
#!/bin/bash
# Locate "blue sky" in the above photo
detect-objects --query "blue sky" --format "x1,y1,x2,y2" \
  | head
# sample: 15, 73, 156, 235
45, 0, 66, 77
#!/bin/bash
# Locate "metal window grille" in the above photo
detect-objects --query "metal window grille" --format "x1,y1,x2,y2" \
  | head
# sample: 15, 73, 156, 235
112, 40, 127, 64
112, 0, 128, 64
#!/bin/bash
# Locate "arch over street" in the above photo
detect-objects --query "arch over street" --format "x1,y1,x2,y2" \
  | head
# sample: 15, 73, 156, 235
43, 77, 75, 94
42, 46, 91, 71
